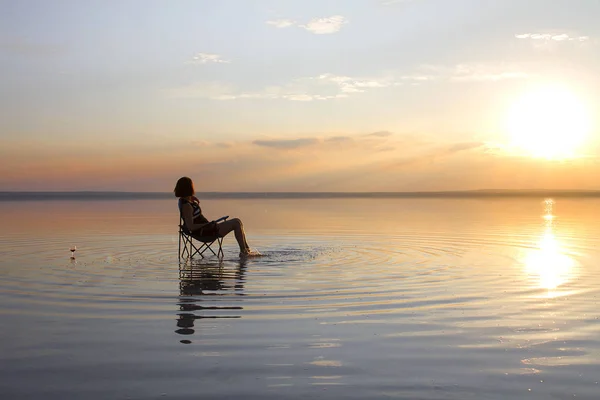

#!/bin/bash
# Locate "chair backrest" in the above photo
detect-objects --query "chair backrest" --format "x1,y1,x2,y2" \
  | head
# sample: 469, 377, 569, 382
178, 198, 192, 235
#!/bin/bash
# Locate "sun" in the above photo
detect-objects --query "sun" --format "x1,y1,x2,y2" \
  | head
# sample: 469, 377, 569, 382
506, 85, 591, 159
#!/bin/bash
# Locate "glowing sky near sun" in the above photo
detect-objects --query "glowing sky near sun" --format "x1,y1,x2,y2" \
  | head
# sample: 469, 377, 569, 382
1, 0, 599, 192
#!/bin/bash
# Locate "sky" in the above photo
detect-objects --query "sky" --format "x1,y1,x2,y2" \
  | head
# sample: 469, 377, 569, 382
1, 0, 599, 192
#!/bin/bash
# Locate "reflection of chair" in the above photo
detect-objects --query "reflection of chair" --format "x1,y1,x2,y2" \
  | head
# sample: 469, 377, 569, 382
175, 262, 245, 342
178, 216, 225, 260
179, 261, 225, 292
178, 260, 247, 294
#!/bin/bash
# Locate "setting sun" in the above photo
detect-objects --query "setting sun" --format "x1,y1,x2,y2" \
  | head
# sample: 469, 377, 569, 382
506, 85, 591, 159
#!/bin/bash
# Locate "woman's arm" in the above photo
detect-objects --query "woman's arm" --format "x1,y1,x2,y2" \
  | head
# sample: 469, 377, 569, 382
181, 203, 213, 232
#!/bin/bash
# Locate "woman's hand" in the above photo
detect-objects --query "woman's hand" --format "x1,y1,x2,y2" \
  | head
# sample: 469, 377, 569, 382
206, 221, 217, 229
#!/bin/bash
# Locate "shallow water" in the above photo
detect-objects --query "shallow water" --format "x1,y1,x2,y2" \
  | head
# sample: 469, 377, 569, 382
1, 197, 600, 399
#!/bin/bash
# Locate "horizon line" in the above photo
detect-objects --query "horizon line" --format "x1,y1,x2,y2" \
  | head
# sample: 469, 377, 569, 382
2, 188, 600, 193
2, 189, 600, 201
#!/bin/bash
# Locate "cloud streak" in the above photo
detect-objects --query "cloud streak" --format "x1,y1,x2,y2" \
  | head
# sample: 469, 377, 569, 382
266, 15, 349, 35
266, 19, 296, 28
515, 33, 590, 42
194, 73, 394, 101
417, 64, 530, 82
387, 142, 486, 170
252, 131, 396, 151
169, 63, 531, 101
300, 16, 349, 34
515, 32, 592, 51
366, 131, 393, 138
253, 138, 320, 149
189, 52, 230, 64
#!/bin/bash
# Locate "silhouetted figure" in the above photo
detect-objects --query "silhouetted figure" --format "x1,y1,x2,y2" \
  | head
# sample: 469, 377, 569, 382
174, 176, 261, 257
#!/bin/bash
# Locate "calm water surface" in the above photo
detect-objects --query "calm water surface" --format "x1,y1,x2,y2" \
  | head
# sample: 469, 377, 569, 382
1, 198, 600, 399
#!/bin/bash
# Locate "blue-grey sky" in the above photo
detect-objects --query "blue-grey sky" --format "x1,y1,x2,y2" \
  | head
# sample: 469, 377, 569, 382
1, 0, 599, 191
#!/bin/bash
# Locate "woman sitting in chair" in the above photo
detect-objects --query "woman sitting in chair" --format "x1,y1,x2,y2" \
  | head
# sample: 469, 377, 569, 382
174, 176, 260, 257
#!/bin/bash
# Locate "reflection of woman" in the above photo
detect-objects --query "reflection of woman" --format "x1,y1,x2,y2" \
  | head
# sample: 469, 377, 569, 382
174, 176, 260, 257
176, 261, 246, 343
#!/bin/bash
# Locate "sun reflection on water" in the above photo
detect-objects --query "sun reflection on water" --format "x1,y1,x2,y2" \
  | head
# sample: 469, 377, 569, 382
523, 199, 576, 297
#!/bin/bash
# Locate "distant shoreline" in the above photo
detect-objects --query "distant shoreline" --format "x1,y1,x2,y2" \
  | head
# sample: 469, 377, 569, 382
2, 190, 600, 201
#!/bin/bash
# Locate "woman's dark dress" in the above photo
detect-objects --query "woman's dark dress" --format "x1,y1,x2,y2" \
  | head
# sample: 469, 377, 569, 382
178, 198, 219, 236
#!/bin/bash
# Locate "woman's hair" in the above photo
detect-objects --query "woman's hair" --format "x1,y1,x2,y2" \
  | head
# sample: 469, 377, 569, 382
174, 177, 195, 197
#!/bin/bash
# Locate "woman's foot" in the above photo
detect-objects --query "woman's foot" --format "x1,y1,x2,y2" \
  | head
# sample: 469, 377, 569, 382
239, 248, 262, 257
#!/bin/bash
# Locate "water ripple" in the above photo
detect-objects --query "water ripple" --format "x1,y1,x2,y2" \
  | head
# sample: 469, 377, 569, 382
3, 198, 600, 399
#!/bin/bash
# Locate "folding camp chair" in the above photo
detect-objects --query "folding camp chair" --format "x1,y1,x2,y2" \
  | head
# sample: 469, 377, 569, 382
178, 216, 227, 260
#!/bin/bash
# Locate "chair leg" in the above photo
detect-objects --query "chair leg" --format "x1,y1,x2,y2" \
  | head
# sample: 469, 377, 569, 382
178, 232, 185, 261
183, 236, 190, 260
178, 231, 184, 260
191, 242, 207, 259
185, 238, 192, 259
180, 233, 195, 261
217, 237, 224, 258
203, 242, 218, 257
179, 233, 225, 260
178, 232, 181, 259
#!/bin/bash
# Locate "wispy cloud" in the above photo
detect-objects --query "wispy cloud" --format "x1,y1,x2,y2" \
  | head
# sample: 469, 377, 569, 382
253, 138, 320, 149
190, 140, 235, 149
326, 136, 353, 143
413, 63, 530, 83
266, 15, 349, 35
300, 16, 349, 34
213, 92, 347, 102
252, 131, 396, 151
389, 63, 529, 85
515, 32, 592, 51
213, 73, 392, 101
449, 64, 529, 82
176, 73, 391, 101
266, 19, 296, 28
314, 73, 391, 93
366, 131, 393, 137
188, 52, 230, 65
515, 33, 590, 42
388, 142, 486, 169
446, 142, 485, 153
169, 63, 530, 101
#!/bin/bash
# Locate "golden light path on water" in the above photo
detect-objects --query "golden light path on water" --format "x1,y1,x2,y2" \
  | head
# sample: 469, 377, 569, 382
522, 199, 577, 297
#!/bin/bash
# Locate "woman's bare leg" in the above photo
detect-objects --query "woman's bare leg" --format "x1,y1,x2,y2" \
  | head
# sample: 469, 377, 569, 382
216, 218, 250, 252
